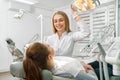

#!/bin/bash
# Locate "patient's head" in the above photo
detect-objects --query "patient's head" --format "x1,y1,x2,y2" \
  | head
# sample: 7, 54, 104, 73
23, 42, 55, 80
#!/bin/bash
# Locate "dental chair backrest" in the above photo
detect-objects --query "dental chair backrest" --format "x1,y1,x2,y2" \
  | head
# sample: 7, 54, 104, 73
10, 61, 75, 80
10, 61, 53, 80
10, 62, 25, 78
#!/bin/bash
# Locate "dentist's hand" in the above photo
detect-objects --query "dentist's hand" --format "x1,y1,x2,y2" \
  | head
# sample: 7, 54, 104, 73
72, 11, 81, 22
73, 15, 80, 22
83, 64, 94, 73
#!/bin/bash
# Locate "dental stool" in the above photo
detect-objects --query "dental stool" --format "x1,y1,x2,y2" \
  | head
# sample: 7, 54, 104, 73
10, 61, 75, 80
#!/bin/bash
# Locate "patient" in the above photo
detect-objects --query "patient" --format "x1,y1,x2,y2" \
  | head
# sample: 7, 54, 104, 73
23, 42, 98, 80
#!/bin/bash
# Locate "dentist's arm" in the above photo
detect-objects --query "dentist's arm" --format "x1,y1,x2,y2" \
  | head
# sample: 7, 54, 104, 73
71, 13, 90, 41
83, 64, 94, 73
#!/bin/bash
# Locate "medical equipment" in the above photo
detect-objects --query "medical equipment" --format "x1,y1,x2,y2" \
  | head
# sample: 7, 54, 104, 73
72, 0, 100, 12
105, 37, 120, 76
76, 24, 115, 80
14, 9, 25, 19
23, 33, 40, 51
5, 38, 24, 61
97, 40, 120, 80
6, 34, 40, 62
97, 43, 110, 80
78, 24, 115, 59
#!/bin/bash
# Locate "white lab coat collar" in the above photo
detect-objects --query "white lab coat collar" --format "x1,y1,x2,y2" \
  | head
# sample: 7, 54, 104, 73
55, 31, 68, 39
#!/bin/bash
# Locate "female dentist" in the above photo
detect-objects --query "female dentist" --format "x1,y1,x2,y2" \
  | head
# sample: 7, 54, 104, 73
44, 11, 90, 57
44, 10, 94, 75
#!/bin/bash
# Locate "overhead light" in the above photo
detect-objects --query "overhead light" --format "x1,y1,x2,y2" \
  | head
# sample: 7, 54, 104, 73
72, 0, 100, 12
14, 9, 25, 19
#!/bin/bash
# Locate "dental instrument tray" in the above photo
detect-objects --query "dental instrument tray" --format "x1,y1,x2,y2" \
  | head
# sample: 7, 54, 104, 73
78, 24, 115, 59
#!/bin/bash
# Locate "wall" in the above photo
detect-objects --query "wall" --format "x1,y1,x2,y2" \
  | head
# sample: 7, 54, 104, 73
118, 0, 120, 36
0, 0, 53, 72
0, 0, 12, 72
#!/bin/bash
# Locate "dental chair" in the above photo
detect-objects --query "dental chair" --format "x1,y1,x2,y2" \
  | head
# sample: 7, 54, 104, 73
6, 38, 75, 80
97, 42, 120, 80
10, 61, 75, 80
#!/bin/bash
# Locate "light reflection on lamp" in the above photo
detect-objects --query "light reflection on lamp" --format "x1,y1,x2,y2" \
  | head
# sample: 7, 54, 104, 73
72, 0, 100, 12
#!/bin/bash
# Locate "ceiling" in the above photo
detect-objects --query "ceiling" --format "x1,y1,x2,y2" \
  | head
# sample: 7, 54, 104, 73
20, 0, 73, 9
36, 0, 73, 9
26, 0, 113, 9
12, 0, 114, 10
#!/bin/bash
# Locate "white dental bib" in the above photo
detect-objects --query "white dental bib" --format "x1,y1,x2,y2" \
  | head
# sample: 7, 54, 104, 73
52, 56, 85, 77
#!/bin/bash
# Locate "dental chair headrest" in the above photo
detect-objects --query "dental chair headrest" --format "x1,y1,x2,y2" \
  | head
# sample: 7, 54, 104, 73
6, 38, 15, 46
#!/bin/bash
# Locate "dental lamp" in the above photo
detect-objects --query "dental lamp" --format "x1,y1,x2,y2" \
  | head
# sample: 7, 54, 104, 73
14, 9, 25, 19
5, 38, 24, 61
72, 0, 100, 12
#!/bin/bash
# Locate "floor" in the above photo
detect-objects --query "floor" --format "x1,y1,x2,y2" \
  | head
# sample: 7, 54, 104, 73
0, 72, 20, 80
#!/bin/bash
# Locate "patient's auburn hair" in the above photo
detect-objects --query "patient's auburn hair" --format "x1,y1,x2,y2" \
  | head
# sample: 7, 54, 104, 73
23, 42, 50, 80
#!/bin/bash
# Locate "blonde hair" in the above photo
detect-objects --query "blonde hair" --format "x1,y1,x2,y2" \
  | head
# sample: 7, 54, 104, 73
52, 11, 71, 33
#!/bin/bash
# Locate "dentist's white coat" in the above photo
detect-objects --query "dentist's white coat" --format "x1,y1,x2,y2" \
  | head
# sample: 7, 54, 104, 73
45, 19, 90, 57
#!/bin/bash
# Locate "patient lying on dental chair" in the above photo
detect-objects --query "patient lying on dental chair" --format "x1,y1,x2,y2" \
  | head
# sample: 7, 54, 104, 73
23, 42, 98, 80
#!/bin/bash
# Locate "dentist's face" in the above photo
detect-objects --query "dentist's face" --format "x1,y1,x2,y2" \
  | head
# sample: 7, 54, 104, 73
53, 14, 66, 32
